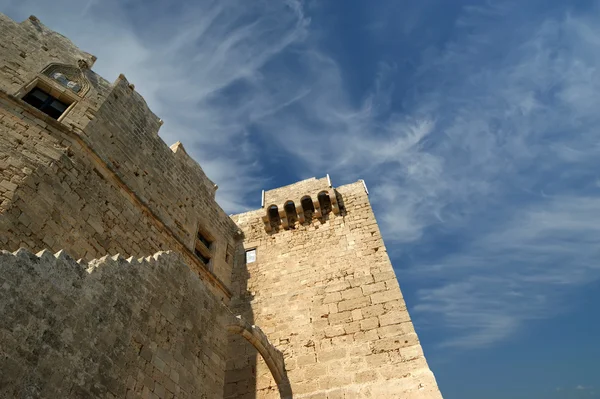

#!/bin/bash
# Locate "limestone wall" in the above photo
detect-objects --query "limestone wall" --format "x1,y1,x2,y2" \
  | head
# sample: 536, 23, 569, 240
231, 180, 443, 398
0, 95, 233, 298
0, 248, 230, 398
0, 13, 240, 293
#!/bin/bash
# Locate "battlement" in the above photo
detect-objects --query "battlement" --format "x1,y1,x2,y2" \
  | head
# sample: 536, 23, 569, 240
0, 248, 188, 285
259, 176, 340, 232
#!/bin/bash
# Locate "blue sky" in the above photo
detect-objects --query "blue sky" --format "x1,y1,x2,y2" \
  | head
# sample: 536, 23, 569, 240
2, 0, 600, 397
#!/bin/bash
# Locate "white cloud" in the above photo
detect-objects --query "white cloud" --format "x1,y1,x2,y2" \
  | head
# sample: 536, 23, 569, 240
400, 6, 600, 347
413, 195, 600, 348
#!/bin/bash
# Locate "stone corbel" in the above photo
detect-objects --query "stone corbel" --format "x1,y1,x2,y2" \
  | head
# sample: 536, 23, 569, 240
262, 214, 272, 232
313, 198, 323, 219
329, 190, 340, 215
296, 204, 305, 224
279, 209, 290, 229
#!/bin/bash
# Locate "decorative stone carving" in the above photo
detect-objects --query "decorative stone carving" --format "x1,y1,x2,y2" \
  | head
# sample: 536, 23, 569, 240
42, 63, 90, 95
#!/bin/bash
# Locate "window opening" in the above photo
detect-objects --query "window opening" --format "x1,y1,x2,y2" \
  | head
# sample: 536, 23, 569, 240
22, 87, 70, 120
246, 249, 256, 264
195, 227, 213, 268
194, 248, 211, 265
197, 230, 212, 249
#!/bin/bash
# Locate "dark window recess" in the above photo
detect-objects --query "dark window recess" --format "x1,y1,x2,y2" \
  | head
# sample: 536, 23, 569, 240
268, 205, 280, 227
195, 228, 213, 267
194, 248, 210, 265
284, 201, 298, 226
22, 88, 69, 119
301, 196, 315, 220
197, 231, 212, 249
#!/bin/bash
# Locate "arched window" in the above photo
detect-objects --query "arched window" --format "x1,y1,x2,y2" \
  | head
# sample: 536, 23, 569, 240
284, 201, 298, 227
300, 196, 315, 221
318, 191, 332, 216
268, 205, 280, 228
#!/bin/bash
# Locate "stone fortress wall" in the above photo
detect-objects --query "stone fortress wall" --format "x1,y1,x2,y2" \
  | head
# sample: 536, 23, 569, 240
0, 14, 237, 298
0, 13, 442, 399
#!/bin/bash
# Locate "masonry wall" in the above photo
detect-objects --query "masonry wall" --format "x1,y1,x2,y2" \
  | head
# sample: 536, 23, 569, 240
231, 180, 443, 398
0, 249, 230, 398
0, 13, 240, 295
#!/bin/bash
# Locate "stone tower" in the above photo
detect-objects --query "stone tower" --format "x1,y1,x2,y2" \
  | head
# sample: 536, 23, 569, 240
225, 177, 442, 398
0, 13, 442, 399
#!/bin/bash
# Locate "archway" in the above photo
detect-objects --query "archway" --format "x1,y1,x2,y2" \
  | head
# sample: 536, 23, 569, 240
226, 316, 292, 399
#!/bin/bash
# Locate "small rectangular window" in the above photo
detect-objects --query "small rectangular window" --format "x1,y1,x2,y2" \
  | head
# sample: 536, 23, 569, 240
246, 249, 256, 264
22, 87, 71, 120
195, 226, 213, 268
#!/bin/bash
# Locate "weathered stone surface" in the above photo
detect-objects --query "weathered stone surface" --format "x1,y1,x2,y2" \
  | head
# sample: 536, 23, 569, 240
0, 249, 228, 399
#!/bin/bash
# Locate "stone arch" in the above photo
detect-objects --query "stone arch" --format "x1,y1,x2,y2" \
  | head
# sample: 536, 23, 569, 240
226, 316, 292, 399
41, 63, 91, 95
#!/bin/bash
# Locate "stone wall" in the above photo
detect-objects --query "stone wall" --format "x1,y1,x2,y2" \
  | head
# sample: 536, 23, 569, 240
0, 248, 230, 398
0, 13, 240, 295
0, 94, 232, 299
230, 179, 443, 398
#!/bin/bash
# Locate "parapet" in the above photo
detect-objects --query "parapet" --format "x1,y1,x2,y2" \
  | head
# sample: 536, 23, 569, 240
261, 175, 340, 232
2, 247, 186, 277
263, 175, 331, 205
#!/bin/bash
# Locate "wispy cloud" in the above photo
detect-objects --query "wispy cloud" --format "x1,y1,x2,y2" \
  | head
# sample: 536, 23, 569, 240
414, 195, 600, 347
400, 5, 600, 348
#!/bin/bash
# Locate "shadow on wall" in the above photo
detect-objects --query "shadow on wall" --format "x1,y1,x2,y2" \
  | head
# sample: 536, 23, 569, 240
224, 238, 293, 399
